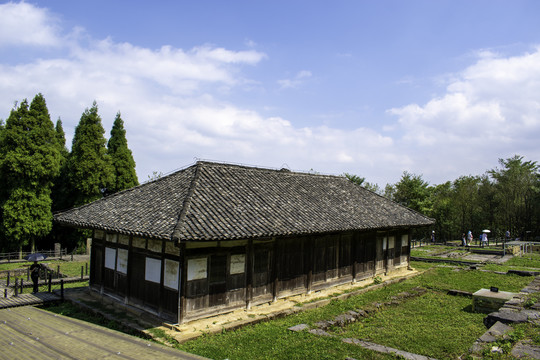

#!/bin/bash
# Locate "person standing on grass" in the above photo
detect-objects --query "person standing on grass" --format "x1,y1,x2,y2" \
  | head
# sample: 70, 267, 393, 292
467, 231, 473, 246
462, 233, 467, 246
481, 232, 488, 247
30, 261, 41, 293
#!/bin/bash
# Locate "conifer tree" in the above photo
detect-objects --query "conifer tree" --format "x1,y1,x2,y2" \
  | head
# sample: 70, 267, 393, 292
107, 112, 138, 194
51, 118, 70, 212
66, 102, 114, 207
0, 94, 61, 252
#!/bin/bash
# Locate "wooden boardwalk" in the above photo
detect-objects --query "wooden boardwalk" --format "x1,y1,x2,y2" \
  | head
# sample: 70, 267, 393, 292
0, 292, 61, 309
0, 306, 207, 359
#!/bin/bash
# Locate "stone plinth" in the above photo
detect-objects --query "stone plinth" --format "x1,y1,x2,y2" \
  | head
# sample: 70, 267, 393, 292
473, 288, 516, 313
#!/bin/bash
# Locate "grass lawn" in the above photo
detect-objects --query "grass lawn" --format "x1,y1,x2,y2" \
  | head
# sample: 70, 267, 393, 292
176, 266, 536, 360
0, 260, 89, 278
483, 252, 540, 272
36, 254, 538, 359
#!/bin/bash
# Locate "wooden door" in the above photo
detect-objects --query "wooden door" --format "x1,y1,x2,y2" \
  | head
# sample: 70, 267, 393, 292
339, 234, 352, 278
208, 254, 227, 307
253, 246, 272, 299
128, 251, 146, 306
90, 245, 103, 286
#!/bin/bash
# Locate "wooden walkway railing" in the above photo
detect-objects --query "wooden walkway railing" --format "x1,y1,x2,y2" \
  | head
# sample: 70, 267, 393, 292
0, 275, 89, 309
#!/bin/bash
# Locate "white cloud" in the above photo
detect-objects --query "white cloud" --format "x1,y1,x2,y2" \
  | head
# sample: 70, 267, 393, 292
3, 2, 539, 188
277, 70, 312, 89
389, 47, 540, 182
0, 1, 61, 47
0, 2, 398, 185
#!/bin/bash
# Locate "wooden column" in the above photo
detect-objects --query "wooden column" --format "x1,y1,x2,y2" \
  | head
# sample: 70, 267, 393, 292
90, 230, 95, 286
178, 242, 187, 324
351, 232, 357, 282
100, 237, 105, 294
125, 235, 132, 304
407, 229, 412, 270
245, 239, 253, 309
272, 238, 279, 302
384, 232, 389, 275
306, 236, 313, 294
158, 239, 165, 317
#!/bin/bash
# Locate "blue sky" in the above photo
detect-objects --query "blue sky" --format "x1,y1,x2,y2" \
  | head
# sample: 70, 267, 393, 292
1, 1, 540, 186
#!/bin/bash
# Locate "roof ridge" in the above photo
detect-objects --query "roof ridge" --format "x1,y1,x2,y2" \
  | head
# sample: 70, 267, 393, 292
170, 162, 204, 242
196, 160, 345, 180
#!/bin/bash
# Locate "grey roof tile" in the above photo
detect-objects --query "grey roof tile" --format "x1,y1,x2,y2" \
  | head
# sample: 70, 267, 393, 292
54, 161, 434, 241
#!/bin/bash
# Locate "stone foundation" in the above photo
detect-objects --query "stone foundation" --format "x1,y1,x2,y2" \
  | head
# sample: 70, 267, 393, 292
472, 288, 516, 313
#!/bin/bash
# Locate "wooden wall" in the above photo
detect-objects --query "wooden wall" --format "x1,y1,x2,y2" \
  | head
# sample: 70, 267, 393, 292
90, 228, 412, 324
179, 229, 412, 323
90, 231, 180, 322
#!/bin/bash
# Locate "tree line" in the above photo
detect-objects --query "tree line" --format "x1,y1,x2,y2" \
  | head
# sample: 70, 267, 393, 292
348, 155, 540, 243
1, 93, 538, 253
0, 94, 138, 253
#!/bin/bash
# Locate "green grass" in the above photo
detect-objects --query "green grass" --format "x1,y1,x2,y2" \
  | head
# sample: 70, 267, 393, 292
0, 260, 89, 278
36, 255, 538, 359
483, 252, 540, 272
339, 291, 484, 359
177, 267, 535, 360
505, 252, 540, 268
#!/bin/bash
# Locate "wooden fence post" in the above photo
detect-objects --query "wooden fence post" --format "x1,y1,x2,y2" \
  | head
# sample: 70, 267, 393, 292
6, 271, 10, 286
20, 279, 23, 294
81, 266, 84, 279
48, 272, 52, 292
61, 280, 64, 301
14, 279, 18, 297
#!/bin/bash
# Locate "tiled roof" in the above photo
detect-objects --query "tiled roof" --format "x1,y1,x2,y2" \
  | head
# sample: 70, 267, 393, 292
54, 161, 434, 241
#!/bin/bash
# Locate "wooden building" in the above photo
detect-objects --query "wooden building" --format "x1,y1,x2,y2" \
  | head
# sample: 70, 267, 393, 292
54, 161, 434, 323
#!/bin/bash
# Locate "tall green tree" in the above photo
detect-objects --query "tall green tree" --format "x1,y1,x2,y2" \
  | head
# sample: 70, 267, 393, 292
344, 173, 381, 194
430, 181, 455, 241
488, 155, 540, 238
107, 112, 138, 194
51, 118, 71, 212
390, 171, 433, 215
66, 102, 114, 207
452, 175, 482, 233
0, 94, 61, 252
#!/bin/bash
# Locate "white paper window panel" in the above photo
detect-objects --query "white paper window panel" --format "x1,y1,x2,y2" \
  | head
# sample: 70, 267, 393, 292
145, 257, 161, 283
105, 247, 116, 270
401, 234, 409, 246
230, 254, 245, 274
388, 236, 395, 249
116, 248, 128, 274
164, 259, 179, 290
382, 237, 387, 250
187, 257, 207, 281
